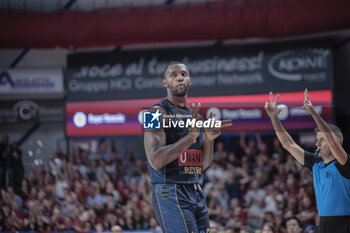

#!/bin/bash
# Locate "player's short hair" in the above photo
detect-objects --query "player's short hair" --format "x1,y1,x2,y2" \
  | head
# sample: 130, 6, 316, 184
163, 62, 188, 78
315, 124, 344, 144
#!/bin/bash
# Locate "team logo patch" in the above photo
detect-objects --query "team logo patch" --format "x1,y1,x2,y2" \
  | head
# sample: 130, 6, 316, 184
179, 150, 203, 166
325, 170, 332, 178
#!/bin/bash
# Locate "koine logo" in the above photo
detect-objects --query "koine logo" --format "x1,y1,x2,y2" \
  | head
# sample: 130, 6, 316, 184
143, 110, 161, 129
268, 49, 330, 81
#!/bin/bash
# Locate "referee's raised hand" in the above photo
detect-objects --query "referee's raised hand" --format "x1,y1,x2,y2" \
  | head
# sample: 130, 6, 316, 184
301, 89, 315, 115
265, 91, 281, 118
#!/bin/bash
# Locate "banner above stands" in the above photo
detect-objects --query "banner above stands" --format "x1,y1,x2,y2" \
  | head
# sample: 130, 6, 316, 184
67, 39, 333, 102
0, 68, 64, 100
66, 39, 334, 136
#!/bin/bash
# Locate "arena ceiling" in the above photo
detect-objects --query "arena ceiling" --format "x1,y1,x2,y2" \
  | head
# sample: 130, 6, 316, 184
0, 0, 350, 68
0, 0, 219, 12
1, 0, 350, 49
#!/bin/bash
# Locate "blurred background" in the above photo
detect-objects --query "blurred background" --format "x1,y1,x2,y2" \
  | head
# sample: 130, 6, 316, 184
0, 0, 350, 232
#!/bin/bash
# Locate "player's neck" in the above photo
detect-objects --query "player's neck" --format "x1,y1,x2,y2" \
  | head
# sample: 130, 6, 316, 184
166, 95, 187, 108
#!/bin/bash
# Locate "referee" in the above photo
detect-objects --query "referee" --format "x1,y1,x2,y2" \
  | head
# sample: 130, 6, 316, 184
265, 89, 350, 233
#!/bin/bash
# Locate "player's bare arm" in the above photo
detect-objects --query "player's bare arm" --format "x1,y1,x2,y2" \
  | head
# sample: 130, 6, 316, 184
144, 104, 201, 170
202, 111, 232, 170
265, 91, 305, 165
302, 89, 347, 165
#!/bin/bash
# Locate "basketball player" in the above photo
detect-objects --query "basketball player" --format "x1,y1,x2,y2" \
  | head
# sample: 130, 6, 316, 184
144, 62, 231, 233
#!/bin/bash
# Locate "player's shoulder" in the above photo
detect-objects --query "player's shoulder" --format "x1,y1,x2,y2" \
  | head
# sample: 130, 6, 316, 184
152, 99, 169, 112
150, 105, 166, 114
143, 105, 166, 134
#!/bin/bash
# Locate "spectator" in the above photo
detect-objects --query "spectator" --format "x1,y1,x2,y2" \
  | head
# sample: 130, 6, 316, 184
240, 133, 258, 165
209, 220, 220, 233
260, 211, 275, 229
111, 224, 123, 233
99, 140, 113, 162
284, 196, 299, 218
245, 180, 266, 208
149, 217, 161, 231
121, 152, 135, 185
217, 180, 230, 210
0, 134, 9, 190
55, 174, 69, 199
247, 197, 266, 228
226, 222, 241, 233
240, 225, 255, 233
105, 151, 118, 176
9, 141, 24, 193
214, 141, 227, 162
226, 167, 250, 201
264, 184, 278, 215
297, 196, 316, 232
6, 186, 23, 207
285, 216, 304, 233
205, 161, 227, 185
262, 222, 276, 233
86, 183, 107, 207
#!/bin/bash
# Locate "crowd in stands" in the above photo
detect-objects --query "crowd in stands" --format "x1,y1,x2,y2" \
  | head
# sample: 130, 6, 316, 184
206, 134, 317, 233
0, 133, 318, 233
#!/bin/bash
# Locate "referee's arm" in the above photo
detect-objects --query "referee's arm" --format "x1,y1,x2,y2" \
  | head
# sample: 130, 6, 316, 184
302, 89, 348, 165
265, 92, 305, 165
269, 115, 305, 165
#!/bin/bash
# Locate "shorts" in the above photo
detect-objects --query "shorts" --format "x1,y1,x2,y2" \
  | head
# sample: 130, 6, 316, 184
317, 216, 350, 233
152, 183, 210, 233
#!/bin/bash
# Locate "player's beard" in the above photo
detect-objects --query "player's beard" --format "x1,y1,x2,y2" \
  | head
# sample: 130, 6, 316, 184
173, 85, 189, 97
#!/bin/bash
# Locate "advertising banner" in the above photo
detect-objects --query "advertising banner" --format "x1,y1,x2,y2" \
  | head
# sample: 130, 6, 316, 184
67, 39, 333, 102
0, 68, 64, 98
0, 100, 64, 124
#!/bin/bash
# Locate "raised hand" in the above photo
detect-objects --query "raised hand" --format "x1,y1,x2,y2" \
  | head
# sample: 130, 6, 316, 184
204, 112, 232, 141
301, 89, 314, 114
189, 102, 201, 141
265, 91, 281, 118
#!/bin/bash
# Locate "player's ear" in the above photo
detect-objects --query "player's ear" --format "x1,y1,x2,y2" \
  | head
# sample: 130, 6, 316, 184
162, 79, 167, 87
188, 77, 192, 86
